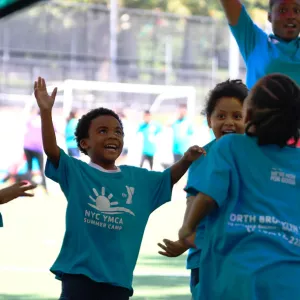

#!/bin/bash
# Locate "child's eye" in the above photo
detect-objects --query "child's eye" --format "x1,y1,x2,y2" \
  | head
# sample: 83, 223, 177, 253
279, 8, 286, 13
235, 114, 243, 120
99, 129, 107, 134
116, 130, 123, 136
295, 8, 300, 14
217, 114, 225, 119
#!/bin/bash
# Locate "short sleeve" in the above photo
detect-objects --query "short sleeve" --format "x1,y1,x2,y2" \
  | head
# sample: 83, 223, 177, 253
45, 148, 75, 196
185, 160, 203, 197
147, 168, 172, 212
0, 213, 3, 227
188, 138, 232, 208
229, 5, 267, 63
184, 140, 215, 198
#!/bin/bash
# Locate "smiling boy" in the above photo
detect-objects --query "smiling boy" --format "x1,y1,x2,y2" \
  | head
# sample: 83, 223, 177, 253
34, 77, 205, 300
220, 0, 300, 88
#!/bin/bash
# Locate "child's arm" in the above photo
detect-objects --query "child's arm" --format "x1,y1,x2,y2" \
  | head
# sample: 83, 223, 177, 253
34, 77, 59, 167
170, 146, 206, 185
221, 0, 265, 65
0, 182, 37, 205
157, 195, 197, 257
179, 192, 217, 243
184, 195, 195, 224
158, 237, 192, 257
220, 0, 242, 26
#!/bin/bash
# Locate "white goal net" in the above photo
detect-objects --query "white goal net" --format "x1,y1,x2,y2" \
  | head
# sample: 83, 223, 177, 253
22, 80, 199, 170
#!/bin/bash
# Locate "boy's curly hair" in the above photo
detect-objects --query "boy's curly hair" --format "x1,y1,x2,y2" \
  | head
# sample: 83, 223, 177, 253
75, 107, 123, 155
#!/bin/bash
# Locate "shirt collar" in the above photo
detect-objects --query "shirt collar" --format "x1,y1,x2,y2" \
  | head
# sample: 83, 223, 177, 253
89, 161, 121, 173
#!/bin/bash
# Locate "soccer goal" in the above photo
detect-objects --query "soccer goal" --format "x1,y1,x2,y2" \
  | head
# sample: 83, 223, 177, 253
23, 80, 198, 170
63, 80, 196, 118
25, 80, 197, 122
25, 80, 196, 118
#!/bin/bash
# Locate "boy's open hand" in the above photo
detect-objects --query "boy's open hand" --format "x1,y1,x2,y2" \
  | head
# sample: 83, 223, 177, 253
34, 77, 57, 111
0, 181, 37, 205
183, 145, 206, 162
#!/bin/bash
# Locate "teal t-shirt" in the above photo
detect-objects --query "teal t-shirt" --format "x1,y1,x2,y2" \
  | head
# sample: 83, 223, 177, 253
65, 118, 78, 149
45, 149, 172, 292
138, 122, 161, 156
172, 118, 193, 155
184, 140, 216, 270
0, 213, 3, 227
190, 134, 300, 300
230, 6, 300, 89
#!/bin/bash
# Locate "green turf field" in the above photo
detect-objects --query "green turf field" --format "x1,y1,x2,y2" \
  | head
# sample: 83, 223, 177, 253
0, 180, 191, 300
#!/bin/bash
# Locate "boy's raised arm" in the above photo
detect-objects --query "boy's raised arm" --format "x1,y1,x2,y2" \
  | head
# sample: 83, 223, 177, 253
34, 77, 60, 167
220, 0, 242, 26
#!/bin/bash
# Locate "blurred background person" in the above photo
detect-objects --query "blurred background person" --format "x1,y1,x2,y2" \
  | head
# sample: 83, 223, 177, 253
172, 104, 194, 163
23, 109, 47, 193
65, 110, 80, 158
137, 110, 162, 170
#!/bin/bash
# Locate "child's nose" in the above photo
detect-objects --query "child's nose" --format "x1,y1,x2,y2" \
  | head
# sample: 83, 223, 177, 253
225, 118, 234, 125
108, 131, 120, 138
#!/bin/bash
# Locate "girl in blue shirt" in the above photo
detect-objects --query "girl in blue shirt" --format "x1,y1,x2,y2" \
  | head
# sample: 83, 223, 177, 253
220, 0, 300, 88
179, 73, 300, 300
158, 79, 248, 299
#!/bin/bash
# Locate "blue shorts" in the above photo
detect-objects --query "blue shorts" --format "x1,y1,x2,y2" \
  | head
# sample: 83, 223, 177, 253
59, 273, 132, 300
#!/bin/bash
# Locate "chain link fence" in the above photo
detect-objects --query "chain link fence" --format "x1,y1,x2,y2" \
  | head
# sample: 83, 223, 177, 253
0, 1, 250, 109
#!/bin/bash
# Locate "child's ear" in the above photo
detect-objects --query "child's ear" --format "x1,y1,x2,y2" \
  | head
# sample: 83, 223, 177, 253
80, 139, 89, 151
244, 108, 253, 124
268, 12, 272, 23
206, 115, 212, 128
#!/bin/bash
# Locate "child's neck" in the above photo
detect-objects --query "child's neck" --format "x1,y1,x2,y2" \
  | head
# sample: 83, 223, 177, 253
273, 33, 297, 43
90, 159, 117, 171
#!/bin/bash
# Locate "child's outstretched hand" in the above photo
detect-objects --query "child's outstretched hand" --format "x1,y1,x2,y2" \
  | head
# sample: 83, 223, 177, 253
0, 181, 37, 205
157, 239, 189, 257
183, 145, 206, 162
34, 77, 57, 111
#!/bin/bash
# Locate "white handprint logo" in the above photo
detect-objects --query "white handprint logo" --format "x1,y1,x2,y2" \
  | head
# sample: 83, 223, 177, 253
88, 187, 135, 216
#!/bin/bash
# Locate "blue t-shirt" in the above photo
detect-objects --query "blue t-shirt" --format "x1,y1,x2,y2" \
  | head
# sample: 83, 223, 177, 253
45, 149, 172, 292
65, 119, 78, 149
172, 118, 193, 155
138, 122, 161, 156
0, 213, 3, 227
230, 6, 300, 89
190, 134, 300, 300
184, 140, 216, 270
